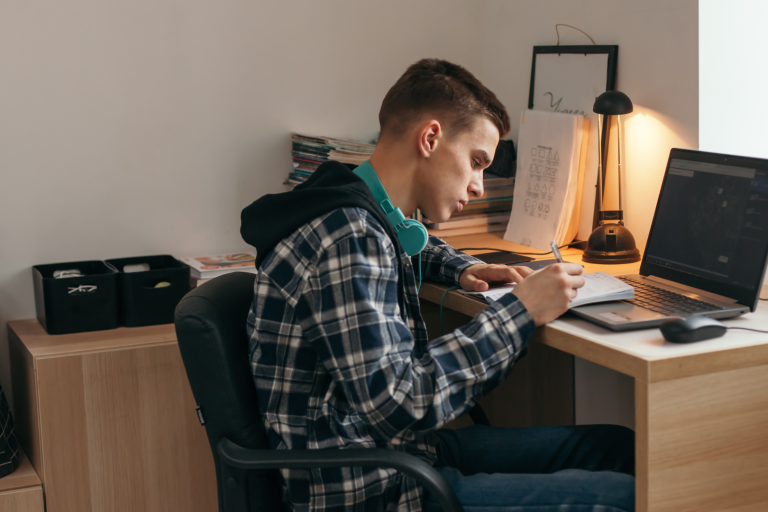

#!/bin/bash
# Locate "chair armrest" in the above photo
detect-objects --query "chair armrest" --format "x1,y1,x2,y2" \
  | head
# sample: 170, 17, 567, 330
218, 438, 464, 512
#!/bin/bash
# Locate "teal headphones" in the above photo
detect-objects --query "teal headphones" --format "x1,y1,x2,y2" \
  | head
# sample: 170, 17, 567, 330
353, 161, 428, 256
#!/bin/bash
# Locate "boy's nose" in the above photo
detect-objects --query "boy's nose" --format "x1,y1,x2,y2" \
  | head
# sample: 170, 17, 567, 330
468, 179, 484, 199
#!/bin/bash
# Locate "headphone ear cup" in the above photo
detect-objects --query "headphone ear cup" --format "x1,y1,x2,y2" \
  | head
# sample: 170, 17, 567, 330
398, 219, 429, 256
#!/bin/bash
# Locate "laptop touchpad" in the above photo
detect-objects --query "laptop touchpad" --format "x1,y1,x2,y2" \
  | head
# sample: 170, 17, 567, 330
573, 301, 665, 322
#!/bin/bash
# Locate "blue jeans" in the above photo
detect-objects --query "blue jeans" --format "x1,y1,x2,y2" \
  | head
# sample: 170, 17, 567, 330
424, 424, 635, 512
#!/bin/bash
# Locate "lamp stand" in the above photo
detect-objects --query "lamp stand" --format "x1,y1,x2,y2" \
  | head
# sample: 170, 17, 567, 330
583, 113, 641, 264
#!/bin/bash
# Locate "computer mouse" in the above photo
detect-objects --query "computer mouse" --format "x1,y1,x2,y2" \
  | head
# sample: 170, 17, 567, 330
660, 316, 728, 344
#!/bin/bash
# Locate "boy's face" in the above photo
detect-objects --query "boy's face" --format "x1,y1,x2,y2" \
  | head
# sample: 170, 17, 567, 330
417, 117, 499, 223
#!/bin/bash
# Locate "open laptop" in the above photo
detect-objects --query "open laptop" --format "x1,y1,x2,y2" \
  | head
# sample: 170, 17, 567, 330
571, 148, 768, 331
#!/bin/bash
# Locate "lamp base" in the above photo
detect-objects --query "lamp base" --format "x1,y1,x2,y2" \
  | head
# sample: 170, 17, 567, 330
582, 223, 641, 264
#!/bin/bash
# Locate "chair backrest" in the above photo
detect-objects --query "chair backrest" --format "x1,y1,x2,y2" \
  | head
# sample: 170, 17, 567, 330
174, 272, 283, 511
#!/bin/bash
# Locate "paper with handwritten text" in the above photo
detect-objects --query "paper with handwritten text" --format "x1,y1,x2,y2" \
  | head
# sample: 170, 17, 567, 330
503, 110, 583, 250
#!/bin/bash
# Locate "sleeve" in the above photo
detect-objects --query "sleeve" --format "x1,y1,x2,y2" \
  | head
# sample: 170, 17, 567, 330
414, 235, 484, 285
297, 230, 535, 440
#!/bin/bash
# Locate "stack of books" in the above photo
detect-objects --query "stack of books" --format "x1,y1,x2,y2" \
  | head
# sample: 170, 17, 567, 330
286, 133, 376, 188
425, 173, 515, 237
178, 252, 258, 288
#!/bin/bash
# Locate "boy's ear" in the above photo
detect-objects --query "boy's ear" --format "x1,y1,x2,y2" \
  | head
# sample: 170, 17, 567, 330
418, 120, 442, 157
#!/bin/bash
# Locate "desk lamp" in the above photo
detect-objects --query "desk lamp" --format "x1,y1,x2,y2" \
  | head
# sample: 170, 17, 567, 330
582, 90, 641, 264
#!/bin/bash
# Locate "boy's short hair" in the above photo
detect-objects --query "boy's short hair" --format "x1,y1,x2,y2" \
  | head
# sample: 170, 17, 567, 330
379, 58, 510, 140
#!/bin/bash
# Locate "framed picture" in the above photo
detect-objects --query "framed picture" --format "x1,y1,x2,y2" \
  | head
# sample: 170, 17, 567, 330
528, 45, 618, 238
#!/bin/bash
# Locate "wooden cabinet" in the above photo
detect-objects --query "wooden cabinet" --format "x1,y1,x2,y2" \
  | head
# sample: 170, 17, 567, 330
8, 320, 217, 512
0, 449, 44, 512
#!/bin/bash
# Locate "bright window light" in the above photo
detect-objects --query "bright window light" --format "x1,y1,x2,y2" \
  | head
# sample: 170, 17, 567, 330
700, 0, 768, 158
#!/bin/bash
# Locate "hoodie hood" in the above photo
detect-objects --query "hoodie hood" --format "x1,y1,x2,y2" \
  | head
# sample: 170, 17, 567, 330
241, 160, 408, 267
241, 160, 408, 314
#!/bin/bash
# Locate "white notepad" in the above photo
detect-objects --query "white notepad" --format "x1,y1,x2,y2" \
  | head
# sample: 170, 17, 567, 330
458, 272, 634, 309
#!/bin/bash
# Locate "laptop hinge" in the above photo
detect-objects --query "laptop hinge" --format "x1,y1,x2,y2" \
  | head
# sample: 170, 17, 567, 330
644, 275, 739, 304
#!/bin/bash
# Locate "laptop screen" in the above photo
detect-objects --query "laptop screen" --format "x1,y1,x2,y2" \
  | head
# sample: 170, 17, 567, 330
640, 149, 768, 309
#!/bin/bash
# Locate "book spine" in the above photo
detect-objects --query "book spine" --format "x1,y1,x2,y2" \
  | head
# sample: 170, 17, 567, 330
427, 214, 510, 230
428, 223, 507, 237
462, 201, 513, 213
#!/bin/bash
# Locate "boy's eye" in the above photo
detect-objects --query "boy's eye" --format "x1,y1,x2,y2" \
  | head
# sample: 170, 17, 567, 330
473, 159, 480, 167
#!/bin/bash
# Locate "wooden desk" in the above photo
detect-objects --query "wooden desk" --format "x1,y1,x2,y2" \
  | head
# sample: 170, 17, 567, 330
421, 233, 768, 512
8, 320, 217, 512
0, 448, 44, 511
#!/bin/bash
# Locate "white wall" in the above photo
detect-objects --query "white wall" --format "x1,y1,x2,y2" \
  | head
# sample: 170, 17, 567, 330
0, 0, 481, 402
479, 0, 699, 427
700, 0, 768, 159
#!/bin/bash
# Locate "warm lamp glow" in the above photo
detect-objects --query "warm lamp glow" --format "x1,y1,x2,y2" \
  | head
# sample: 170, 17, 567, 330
621, 105, 695, 253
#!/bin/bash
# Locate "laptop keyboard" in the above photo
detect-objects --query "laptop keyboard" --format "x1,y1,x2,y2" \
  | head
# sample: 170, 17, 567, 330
618, 276, 725, 316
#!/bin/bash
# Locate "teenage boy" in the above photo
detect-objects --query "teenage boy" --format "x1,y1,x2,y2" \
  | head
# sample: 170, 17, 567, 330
241, 59, 635, 512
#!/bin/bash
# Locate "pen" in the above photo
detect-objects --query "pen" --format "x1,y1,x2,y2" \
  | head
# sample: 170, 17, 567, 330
550, 241, 564, 264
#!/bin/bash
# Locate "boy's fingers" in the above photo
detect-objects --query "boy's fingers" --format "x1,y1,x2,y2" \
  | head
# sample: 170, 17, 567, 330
481, 265, 524, 283
509, 266, 534, 277
561, 263, 584, 275
464, 273, 490, 292
570, 276, 586, 289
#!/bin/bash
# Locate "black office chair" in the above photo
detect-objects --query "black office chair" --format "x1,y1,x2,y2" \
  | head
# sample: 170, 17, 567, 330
174, 271, 472, 512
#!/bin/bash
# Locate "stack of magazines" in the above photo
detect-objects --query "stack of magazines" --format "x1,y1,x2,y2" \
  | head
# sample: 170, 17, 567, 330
425, 173, 515, 237
178, 252, 257, 288
286, 133, 376, 188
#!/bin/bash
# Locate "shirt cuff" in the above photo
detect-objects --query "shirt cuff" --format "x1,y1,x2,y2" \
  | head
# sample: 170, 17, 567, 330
452, 258, 482, 285
423, 235, 483, 284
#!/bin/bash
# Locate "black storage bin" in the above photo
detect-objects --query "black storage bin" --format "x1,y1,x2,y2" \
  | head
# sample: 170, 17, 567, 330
33, 260, 119, 335
106, 255, 191, 327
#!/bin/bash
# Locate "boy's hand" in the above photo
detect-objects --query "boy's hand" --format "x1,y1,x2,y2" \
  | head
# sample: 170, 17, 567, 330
512, 263, 585, 326
459, 264, 534, 292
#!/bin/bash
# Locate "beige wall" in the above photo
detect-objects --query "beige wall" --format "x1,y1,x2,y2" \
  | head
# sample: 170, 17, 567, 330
0, 0, 699, 427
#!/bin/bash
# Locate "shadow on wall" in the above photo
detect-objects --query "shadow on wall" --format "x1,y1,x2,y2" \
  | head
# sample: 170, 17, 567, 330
232, 132, 294, 229
0, 268, 38, 410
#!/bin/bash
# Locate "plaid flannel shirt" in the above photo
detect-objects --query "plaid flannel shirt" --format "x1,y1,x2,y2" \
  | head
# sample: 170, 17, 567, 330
247, 207, 535, 511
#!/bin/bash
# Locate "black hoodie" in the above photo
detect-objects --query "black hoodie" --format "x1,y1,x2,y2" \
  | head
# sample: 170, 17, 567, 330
240, 160, 408, 315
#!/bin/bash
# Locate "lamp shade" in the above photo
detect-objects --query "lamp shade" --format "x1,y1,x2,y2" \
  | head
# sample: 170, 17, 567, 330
593, 91, 633, 115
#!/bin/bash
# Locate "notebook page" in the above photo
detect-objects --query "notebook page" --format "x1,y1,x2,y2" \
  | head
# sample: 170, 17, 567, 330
458, 272, 634, 308
570, 273, 634, 307
458, 283, 516, 302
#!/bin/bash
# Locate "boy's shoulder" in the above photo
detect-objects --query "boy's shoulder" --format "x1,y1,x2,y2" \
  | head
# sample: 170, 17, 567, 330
258, 206, 396, 294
